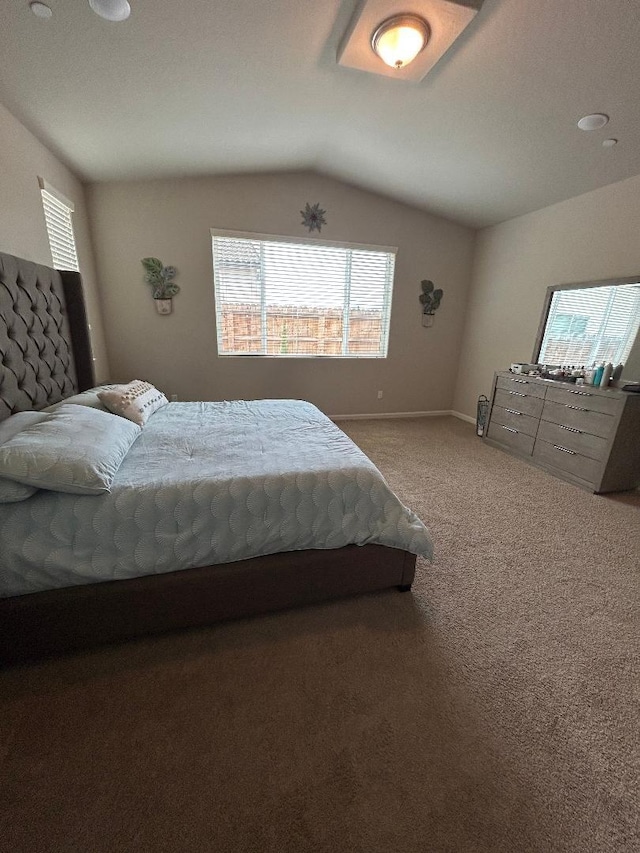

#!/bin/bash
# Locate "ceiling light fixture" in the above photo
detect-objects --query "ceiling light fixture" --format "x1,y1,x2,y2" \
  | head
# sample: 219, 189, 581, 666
30, 2, 53, 18
577, 113, 609, 131
89, 0, 131, 22
371, 15, 430, 69
602, 138, 618, 148
338, 1, 482, 82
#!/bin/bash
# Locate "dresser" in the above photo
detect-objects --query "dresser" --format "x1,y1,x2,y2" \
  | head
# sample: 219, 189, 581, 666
484, 371, 640, 493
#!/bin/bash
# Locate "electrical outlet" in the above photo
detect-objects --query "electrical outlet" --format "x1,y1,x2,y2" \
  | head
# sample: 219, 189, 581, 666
377, 390, 383, 400
170, 394, 178, 402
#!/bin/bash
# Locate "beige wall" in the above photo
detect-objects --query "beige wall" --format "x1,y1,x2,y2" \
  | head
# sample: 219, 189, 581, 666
0, 102, 109, 382
454, 174, 640, 418
87, 172, 475, 415
5, 95, 639, 420
8, 92, 640, 421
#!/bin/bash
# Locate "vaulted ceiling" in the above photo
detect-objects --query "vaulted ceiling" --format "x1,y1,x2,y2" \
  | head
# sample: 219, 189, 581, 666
2, 0, 640, 227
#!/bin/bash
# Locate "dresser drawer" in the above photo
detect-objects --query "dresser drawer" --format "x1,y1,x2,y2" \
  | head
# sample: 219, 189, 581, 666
541, 399, 615, 439
496, 375, 546, 399
537, 419, 608, 462
490, 405, 539, 437
487, 421, 535, 455
494, 388, 544, 418
545, 384, 621, 416
533, 439, 602, 485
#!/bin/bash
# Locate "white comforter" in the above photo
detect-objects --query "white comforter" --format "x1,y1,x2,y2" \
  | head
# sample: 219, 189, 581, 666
0, 400, 433, 597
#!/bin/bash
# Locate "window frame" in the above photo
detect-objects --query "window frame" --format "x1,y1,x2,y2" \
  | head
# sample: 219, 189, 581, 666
210, 228, 397, 359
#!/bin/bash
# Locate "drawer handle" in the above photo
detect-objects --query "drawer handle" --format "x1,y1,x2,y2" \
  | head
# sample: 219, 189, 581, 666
505, 408, 523, 415
501, 425, 518, 434
508, 391, 527, 397
511, 378, 528, 384
566, 404, 588, 412
553, 444, 576, 455
560, 424, 582, 434
570, 390, 592, 396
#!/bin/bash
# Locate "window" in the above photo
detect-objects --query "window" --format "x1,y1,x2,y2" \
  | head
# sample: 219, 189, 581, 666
537, 282, 640, 366
211, 230, 396, 357
39, 178, 79, 271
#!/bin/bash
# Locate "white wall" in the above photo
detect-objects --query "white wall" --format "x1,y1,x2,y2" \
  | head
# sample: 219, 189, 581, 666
454, 173, 640, 418
0, 102, 109, 381
87, 172, 475, 416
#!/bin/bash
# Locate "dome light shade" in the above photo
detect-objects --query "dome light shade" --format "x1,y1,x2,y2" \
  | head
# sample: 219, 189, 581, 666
89, 0, 131, 22
371, 15, 430, 69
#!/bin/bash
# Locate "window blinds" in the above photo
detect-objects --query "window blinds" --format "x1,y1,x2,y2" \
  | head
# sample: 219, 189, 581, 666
211, 232, 396, 357
539, 283, 640, 366
40, 188, 79, 272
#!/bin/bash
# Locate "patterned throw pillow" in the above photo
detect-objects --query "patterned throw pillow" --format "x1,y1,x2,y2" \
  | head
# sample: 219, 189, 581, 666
97, 380, 168, 427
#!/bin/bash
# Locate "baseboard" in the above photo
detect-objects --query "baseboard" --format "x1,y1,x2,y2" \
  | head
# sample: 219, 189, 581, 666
331, 410, 453, 421
450, 410, 475, 424
331, 409, 477, 424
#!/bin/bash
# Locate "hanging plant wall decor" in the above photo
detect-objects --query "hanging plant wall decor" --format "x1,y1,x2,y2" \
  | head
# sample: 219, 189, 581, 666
141, 257, 180, 314
419, 279, 443, 327
301, 202, 327, 233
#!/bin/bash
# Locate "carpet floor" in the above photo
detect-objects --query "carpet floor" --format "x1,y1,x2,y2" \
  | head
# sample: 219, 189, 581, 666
1, 416, 638, 853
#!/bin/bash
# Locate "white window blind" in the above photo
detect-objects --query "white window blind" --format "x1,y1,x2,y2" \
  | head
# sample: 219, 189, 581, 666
539, 283, 640, 366
211, 231, 396, 357
40, 184, 79, 272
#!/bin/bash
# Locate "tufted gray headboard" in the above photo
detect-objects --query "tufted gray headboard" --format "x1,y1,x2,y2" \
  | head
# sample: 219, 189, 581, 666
0, 251, 95, 422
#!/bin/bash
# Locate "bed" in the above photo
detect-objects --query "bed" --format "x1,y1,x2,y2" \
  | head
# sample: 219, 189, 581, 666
0, 251, 432, 662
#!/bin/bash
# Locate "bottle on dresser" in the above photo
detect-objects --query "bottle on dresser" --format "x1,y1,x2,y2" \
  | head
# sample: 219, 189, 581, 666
600, 362, 613, 388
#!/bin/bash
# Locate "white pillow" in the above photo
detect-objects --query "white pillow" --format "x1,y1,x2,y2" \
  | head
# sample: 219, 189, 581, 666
43, 385, 116, 413
0, 411, 48, 502
98, 380, 168, 427
0, 405, 141, 495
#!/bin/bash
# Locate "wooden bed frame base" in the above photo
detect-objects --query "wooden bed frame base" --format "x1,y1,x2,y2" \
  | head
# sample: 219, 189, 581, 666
0, 545, 416, 664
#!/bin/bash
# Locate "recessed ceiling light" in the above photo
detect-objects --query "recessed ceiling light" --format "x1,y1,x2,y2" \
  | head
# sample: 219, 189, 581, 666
602, 138, 618, 148
88, 0, 131, 22
577, 113, 609, 131
30, 2, 53, 18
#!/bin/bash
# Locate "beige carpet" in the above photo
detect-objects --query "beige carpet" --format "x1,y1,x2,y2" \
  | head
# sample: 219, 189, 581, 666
1, 416, 638, 853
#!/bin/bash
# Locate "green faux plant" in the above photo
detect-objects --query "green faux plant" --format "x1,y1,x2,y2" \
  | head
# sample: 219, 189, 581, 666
419, 279, 443, 315
141, 257, 180, 299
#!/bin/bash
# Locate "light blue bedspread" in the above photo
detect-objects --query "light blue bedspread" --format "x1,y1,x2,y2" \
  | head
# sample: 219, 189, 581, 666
0, 400, 433, 597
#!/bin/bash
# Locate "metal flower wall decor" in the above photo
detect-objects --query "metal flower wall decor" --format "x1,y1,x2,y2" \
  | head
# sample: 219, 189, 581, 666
301, 202, 327, 233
